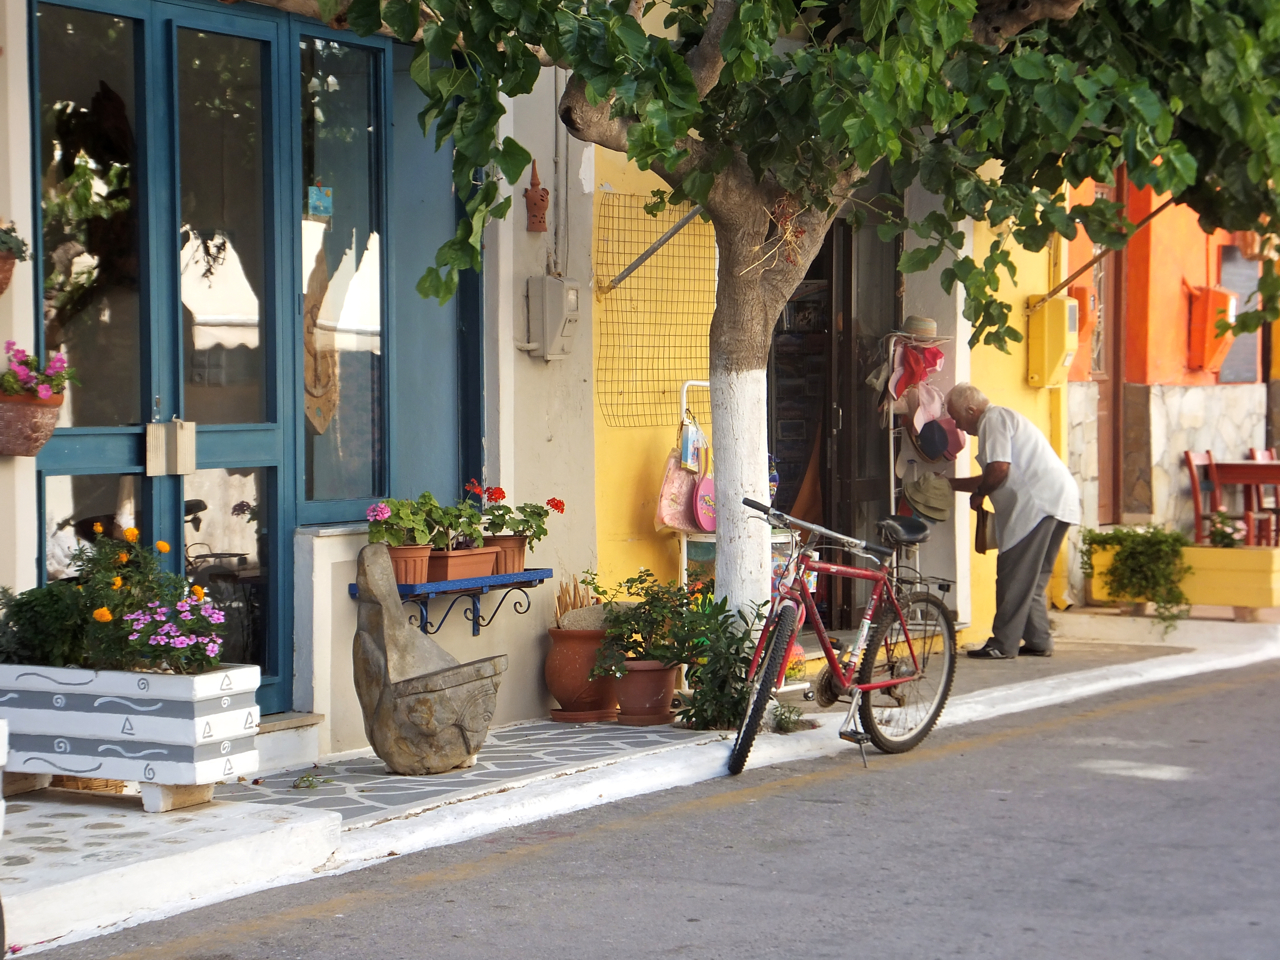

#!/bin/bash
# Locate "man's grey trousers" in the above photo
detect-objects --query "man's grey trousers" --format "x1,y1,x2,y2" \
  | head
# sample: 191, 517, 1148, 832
991, 515, 1071, 656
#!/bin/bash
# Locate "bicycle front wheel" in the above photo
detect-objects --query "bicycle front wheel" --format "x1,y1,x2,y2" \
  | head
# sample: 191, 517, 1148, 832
856, 592, 956, 754
728, 603, 796, 775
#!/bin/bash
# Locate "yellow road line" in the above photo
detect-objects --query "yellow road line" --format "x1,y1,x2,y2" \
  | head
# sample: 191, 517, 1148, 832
90, 664, 1278, 960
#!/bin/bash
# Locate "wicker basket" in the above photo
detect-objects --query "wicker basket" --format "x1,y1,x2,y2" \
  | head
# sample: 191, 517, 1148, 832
51, 776, 128, 794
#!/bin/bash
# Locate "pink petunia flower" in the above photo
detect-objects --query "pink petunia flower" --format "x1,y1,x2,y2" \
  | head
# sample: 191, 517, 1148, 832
36, 384, 52, 400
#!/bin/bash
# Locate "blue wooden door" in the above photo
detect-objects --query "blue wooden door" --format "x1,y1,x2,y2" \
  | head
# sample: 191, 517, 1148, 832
33, 0, 296, 714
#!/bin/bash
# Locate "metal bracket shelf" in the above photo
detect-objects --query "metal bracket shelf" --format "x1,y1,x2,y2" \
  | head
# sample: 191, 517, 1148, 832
348, 568, 553, 637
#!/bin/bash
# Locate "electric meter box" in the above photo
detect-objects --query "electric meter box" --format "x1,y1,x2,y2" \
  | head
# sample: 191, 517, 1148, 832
527, 275, 580, 360
1027, 294, 1078, 388
1188, 285, 1236, 373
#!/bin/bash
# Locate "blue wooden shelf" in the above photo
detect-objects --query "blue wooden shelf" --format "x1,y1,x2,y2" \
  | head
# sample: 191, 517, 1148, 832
349, 568, 553, 636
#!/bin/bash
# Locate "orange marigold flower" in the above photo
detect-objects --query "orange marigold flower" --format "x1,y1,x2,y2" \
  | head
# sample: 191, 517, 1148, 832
191, 584, 205, 601
123, 527, 139, 543
111, 576, 122, 590
92, 522, 103, 534
117, 552, 129, 564
92, 607, 113, 623
156, 540, 170, 553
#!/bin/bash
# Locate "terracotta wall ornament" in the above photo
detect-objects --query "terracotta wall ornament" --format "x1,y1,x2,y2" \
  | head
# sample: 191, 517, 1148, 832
523, 161, 549, 232
352, 543, 507, 774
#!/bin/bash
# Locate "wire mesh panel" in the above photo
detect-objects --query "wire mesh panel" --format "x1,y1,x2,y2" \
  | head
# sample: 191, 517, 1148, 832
595, 194, 717, 427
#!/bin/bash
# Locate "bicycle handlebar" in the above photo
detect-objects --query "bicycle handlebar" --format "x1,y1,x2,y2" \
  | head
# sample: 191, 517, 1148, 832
741, 498, 894, 561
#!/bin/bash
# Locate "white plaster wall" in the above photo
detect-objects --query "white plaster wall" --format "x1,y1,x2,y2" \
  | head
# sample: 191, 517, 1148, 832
901, 188, 972, 627
295, 69, 599, 761
0, 2, 40, 593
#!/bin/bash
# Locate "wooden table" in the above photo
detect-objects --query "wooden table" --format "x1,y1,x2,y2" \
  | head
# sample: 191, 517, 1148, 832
1209, 461, 1280, 544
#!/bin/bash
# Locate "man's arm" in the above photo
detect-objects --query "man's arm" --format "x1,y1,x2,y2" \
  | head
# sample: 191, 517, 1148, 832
949, 461, 1010, 503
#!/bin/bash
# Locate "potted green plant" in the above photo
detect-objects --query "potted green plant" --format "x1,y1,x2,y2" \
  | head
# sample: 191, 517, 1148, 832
426, 491, 498, 581
544, 576, 615, 722
0, 339, 76, 457
472, 479, 565, 574
0, 221, 28, 298
367, 493, 440, 584
0, 528, 258, 812
588, 569, 700, 726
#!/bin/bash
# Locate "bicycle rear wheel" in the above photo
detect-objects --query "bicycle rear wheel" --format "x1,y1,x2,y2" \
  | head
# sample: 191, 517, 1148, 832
856, 592, 955, 754
727, 603, 796, 775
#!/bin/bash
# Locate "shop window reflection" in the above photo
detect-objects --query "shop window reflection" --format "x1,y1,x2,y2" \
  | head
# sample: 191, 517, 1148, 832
183, 468, 270, 668
44, 474, 140, 580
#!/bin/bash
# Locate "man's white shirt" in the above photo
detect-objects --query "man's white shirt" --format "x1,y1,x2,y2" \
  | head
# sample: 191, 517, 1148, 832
976, 405, 1081, 551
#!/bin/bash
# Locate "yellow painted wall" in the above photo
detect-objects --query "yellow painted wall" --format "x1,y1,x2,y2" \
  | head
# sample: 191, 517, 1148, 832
959, 225, 1066, 647
591, 148, 715, 589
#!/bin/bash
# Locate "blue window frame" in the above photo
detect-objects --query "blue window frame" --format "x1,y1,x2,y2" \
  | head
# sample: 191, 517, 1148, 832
28, 0, 481, 716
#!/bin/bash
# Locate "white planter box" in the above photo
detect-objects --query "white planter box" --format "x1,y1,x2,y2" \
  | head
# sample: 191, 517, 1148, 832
0, 663, 259, 786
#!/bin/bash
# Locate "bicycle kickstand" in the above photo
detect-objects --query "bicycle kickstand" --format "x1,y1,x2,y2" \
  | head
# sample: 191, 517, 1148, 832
837, 691, 870, 769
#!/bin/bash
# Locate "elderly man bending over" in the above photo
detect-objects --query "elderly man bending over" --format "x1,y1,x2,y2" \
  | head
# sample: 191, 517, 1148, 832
945, 383, 1081, 659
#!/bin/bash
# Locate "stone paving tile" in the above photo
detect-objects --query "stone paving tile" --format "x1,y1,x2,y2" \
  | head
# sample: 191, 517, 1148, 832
215, 720, 714, 824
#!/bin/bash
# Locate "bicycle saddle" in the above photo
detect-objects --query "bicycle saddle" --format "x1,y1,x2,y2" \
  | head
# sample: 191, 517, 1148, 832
877, 514, 931, 545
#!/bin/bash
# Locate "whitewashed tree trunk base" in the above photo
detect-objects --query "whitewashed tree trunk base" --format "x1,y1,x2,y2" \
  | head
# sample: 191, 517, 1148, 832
140, 782, 216, 813
710, 367, 771, 617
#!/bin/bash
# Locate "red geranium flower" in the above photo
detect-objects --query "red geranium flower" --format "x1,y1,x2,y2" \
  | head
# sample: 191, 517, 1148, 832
485, 486, 506, 503
546, 497, 565, 514
464, 478, 484, 497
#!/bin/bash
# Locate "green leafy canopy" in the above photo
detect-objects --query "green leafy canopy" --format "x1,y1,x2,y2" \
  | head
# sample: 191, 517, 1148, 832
348, 0, 1280, 350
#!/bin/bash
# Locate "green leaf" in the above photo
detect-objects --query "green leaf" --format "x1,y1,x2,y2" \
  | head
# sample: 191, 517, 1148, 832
494, 137, 532, 185
381, 0, 419, 40
861, 0, 897, 36
317, 0, 345, 22
344, 0, 384, 35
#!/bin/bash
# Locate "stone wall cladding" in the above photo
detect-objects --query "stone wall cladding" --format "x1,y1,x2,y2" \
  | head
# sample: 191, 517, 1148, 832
1148, 383, 1265, 532
1065, 382, 1099, 604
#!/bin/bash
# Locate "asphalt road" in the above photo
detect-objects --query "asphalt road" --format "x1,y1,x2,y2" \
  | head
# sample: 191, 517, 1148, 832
43, 661, 1280, 960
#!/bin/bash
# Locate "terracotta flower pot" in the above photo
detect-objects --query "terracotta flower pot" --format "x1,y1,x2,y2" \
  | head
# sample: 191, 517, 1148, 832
615, 660, 679, 726
545, 627, 617, 722
0, 253, 15, 297
386, 543, 433, 584
426, 545, 500, 582
0, 391, 63, 457
489, 534, 528, 575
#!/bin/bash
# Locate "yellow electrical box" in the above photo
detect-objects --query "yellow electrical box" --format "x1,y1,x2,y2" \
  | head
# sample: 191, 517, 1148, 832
1026, 294, 1079, 388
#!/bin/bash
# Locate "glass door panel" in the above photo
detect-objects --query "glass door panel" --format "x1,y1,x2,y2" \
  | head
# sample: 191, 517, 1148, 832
177, 29, 269, 424
299, 38, 384, 501
36, 5, 143, 428
43, 474, 142, 579
183, 468, 271, 668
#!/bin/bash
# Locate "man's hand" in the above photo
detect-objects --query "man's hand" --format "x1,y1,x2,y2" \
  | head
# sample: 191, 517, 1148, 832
948, 462, 1010, 505
970, 491, 985, 512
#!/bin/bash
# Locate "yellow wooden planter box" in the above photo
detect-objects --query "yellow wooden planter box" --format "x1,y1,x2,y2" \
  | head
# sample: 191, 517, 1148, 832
1091, 544, 1280, 609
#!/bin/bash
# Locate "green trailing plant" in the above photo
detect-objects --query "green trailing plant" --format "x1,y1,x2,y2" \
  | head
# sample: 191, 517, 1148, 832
1081, 526, 1191, 628
677, 592, 763, 730
0, 528, 226, 673
1207, 511, 1240, 549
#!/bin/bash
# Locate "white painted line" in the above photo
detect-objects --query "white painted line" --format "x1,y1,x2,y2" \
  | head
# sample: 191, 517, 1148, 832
1077, 759, 1194, 781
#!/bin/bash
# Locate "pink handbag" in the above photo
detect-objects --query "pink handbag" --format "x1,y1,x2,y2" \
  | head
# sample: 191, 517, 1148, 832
654, 447, 701, 533
694, 474, 716, 531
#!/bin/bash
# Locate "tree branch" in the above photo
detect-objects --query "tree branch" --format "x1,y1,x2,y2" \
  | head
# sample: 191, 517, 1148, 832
557, 76, 634, 154
685, 0, 740, 99
971, 0, 1084, 47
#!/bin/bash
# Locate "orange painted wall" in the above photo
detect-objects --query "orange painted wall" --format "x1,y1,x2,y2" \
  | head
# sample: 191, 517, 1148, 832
1067, 179, 1257, 386
1066, 181, 1097, 383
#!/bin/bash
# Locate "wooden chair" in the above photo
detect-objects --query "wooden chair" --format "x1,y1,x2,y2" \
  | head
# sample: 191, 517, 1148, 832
1184, 451, 1214, 544
1247, 448, 1280, 543
1205, 451, 1274, 546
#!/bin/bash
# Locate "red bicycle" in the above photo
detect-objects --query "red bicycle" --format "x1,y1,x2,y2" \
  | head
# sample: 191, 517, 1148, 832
728, 498, 957, 775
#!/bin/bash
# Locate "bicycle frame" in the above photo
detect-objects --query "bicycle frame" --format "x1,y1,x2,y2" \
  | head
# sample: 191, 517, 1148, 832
747, 537, 922, 695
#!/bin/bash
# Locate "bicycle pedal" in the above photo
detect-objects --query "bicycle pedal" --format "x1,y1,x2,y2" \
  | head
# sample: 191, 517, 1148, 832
838, 729, 870, 745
